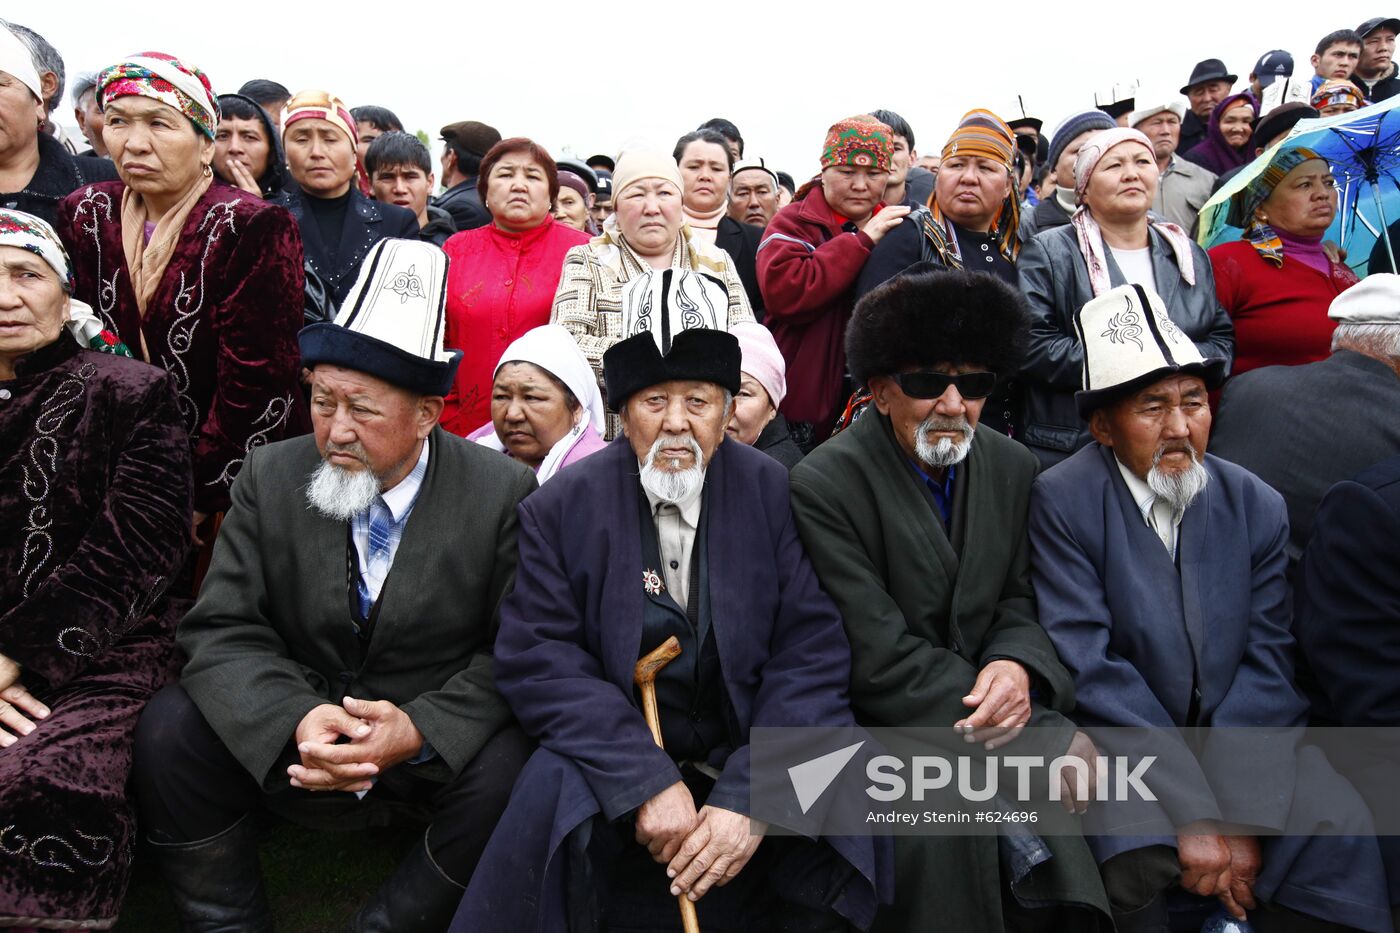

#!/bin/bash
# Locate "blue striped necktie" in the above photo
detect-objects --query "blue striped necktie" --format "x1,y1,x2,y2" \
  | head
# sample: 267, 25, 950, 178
356, 498, 393, 618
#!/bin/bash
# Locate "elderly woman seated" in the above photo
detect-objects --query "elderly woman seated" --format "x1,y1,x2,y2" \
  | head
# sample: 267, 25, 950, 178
1017, 126, 1235, 467
0, 210, 191, 930
727, 322, 804, 470
550, 149, 754, 435
467, 324, 607, 483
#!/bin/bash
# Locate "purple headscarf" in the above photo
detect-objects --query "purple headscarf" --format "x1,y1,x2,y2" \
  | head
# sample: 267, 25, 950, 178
1182, 92, 1258, 175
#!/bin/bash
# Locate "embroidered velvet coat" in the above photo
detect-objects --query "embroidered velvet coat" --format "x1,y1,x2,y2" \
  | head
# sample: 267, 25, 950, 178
56, 180, 311, 514
0, 340, 191, 929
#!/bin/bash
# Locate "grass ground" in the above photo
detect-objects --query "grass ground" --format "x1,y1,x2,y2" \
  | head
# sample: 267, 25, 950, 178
113, 821, 416, 932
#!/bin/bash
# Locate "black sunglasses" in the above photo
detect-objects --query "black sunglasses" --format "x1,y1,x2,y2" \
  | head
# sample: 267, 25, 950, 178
891, 370, 998, 400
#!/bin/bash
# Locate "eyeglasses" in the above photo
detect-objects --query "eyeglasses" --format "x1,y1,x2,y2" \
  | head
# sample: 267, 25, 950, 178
891, 370, 998, 400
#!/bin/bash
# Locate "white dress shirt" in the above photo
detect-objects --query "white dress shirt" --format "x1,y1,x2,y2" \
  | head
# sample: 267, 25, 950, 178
1115, 456, 1183, 558
351, 439, 430, 605
643, 479, 704, 607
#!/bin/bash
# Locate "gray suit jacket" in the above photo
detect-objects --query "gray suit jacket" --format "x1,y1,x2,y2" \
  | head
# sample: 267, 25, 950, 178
1211, 350, 1400, 561
1154, 155, 1216, 237
178, 427, 537, 786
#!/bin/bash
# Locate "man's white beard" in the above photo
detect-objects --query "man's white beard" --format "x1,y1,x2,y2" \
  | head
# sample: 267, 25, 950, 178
1147, 442, 1210, 512
914, 414, 975, 469
305, 449, 382, 520
639, 434, 706, 504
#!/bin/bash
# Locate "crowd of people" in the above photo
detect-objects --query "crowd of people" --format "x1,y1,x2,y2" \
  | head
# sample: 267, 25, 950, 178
3, 12, 1400, 933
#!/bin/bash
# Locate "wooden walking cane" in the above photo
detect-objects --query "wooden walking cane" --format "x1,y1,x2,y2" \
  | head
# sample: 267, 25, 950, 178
634, 635, 701, 933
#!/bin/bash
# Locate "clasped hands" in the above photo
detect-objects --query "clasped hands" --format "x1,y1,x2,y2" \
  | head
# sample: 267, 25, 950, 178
1178, 822, 1262, 922
953, 659, 1098, 814
287, 697, 423, 793
634, 780, 767, 903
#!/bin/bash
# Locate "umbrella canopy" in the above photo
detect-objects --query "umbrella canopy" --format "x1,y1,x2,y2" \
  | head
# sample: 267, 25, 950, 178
1197, 94, 1400, 275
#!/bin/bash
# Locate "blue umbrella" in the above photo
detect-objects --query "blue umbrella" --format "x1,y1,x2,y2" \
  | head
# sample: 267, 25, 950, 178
1197, 94, 1400, 275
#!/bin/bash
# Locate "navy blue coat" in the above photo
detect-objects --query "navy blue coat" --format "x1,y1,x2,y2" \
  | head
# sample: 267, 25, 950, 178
450, 437, 887, 932
1030, 444, 1391, 930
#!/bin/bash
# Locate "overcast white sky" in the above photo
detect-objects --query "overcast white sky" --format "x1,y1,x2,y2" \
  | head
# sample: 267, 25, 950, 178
26, 1, 1388, 182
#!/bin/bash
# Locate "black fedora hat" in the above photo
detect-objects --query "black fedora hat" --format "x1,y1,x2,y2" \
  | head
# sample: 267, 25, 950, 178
1180, 58, 1237, 95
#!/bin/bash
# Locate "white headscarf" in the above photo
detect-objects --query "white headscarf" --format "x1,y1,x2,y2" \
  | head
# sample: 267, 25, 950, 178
0, 27, 42, 102
475, 325, 606, 483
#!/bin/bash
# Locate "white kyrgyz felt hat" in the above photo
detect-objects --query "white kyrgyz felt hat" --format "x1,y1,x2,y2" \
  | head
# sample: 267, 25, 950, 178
298, 238, 460, 395
1074, 283, 1228, 419
1328, 273, 1400, 325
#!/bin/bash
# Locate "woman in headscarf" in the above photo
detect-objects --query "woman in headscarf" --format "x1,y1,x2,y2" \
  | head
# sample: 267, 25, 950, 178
56, 52, 310, 549
0, 25, 117, 225
551, 148, 754, 436
211, 92, 287, 198
0, 209, 191, 931
1311, 80, 1366, 117
857, 109, 1024, 293
439, 137, 591, 435
466, 324, 606, 483
272, 89, 418, 308
727, 321, 804, 470
553, 169, 598, 235
1017, 126, 1235, 467
1210, 147, 1356, 374
1182, 91, 1258, 176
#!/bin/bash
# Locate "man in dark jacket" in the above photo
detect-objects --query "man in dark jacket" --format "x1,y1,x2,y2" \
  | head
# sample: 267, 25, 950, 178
133, 240, 536, 932
1353, 16, 1400, 101
451, 329, 885, 932
791, 268, 1110, 933
1178, 59, 1236, 153
366, 131, 457, 246
432, 120, 500, 232
1030, 282, 1391, 933
1211, 274, 1400, 564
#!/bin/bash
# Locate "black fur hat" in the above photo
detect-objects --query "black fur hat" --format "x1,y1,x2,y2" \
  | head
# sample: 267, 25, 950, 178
845, 264, 1031, 385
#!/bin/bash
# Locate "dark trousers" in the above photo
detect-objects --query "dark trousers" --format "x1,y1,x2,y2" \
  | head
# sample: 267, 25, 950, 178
1102, 845, 1367, 933
132, 684, 530, 886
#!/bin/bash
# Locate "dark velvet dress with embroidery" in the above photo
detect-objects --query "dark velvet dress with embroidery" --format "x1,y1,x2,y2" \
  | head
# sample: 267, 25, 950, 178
0, 340, 192, 928
56, 179, 311, 514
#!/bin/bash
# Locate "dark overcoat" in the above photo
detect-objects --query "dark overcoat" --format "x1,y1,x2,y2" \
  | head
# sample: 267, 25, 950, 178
450, 437, 888, 932
0, 340, 190, 927
177, 427, 536, 787
272, 185, 419, 308
1029, 444, 1392, 931
1211, 350, 1400, 562
789, 412, 1111, 933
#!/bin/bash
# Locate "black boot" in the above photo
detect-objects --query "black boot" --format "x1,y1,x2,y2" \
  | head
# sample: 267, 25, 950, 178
347, 829, 465, 933
150, 814, 273, 933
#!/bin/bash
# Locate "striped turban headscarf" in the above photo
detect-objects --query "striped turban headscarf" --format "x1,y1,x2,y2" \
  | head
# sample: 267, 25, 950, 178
1311, 80, 1366, 112
820, 116, 893, 173
98, 52, 219, 139
1228, 146, 1329, 267
934, 109, 1021, 262
281, 90, 358, 145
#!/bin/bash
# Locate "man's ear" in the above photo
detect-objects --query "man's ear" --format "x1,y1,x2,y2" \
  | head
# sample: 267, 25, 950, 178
1088, 408, 1114, 447
868, 375, 894, 415
419, 396, 445, 436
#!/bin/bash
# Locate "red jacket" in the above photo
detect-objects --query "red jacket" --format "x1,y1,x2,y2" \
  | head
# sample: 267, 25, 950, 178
757, 186, 875, 431
1210, 239, 1357, 376
440, 216, 590, 435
